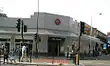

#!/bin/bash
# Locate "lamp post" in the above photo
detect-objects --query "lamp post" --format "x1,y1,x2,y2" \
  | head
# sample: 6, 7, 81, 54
89, 13, 102, 56
89, 16, 92, 56
35, 0, 40, 57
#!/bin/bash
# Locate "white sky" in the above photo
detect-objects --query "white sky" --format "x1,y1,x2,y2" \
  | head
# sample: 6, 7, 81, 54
0, 0, 110, 34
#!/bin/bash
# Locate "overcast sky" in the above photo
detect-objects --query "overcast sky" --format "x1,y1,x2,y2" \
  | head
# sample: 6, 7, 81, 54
0, 0, 110, 34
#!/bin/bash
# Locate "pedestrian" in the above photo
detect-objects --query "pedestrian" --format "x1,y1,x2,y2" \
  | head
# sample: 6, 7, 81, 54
8, 49, 16, 64
1, 44, 4, 55
72, 51, 76, 64
18, 48, 22, 62
66, 46, 69, 59
29, 50, 32, 63
26, 45, 29, 57
20, 45, 28, 62
3, 46, 9, 64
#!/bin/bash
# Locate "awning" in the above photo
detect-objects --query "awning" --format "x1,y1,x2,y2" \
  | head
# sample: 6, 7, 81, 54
82, 34, 103, 44
42, 30, 78, 38
15, 36, 33, 39
0, 30, 78, 38
69, 33, 78, 38
0, 34, 11, 39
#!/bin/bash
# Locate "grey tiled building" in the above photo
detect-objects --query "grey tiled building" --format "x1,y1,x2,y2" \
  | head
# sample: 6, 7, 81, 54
0, 12, 105, 56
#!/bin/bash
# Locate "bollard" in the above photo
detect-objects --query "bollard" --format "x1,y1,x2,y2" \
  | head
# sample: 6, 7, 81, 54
75, 53, 79, 65
59, 63, 63, 66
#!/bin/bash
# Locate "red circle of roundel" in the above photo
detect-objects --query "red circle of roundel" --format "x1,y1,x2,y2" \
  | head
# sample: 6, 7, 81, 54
55, 19, 61, 25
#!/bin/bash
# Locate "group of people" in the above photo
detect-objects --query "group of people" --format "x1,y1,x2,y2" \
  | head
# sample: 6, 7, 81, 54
0, 44, 31, 64
16, 45, 31, 62
20, 45, 29, 62
1, 45, 9, 64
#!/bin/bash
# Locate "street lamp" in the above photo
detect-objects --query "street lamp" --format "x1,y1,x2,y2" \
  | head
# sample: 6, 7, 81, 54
89, 13, 102, 55
35, 0, 40, 57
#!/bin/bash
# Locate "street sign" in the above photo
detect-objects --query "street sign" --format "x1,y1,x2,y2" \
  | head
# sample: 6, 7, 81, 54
55, 19, 61, 25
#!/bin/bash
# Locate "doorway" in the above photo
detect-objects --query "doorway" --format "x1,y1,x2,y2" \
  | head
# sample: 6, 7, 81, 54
48, 40, 60, 56
5, 42, 10, 53
48, 37, 65, 56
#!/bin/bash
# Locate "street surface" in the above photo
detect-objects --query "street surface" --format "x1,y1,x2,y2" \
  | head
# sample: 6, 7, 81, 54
85, 64, 110, 66
81, 60, 110, 66
1, 57, 110, 66
1, 64, 36, 66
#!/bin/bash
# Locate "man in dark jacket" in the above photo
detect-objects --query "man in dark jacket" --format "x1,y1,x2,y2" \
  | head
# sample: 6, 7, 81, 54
18, 48, 22, 62
3, 46, 9, 64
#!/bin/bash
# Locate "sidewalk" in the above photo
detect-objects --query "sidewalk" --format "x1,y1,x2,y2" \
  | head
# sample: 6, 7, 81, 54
0, 57, 85, 66
0, 58, 77, 66
16, 58, 84, 66
2, 56, 110, 66
80, 60, 110, 65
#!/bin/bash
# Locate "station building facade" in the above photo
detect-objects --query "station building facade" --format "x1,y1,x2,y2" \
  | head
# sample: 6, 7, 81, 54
0, 12, 104, 56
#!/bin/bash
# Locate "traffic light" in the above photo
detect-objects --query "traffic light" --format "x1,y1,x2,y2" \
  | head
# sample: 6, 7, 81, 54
34, 33, 37, 40
24, 25, 27, 32
80, 21, 85, 35
80, 21, 89, 35
84, 24, 89, 34
16, 19, 21, 32
34, 33, 41, 42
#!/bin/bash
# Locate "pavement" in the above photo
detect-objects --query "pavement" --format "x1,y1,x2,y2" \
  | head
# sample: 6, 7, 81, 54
2, 59, 110, 66
0, 57, 84, 66
85, 64, 110, 66
1, 55, 110, 66
80, 60, 110, 66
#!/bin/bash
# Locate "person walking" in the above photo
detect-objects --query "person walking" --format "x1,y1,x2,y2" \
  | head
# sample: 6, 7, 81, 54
20, 45, 26, 62
3, 46, 9, 64
18, 47, 22, 62
20, 45, 28, 62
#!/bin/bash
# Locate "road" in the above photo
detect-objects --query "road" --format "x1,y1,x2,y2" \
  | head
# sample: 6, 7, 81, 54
1, 64, 36, 66
85, 64, 110, 66
1, 64, 110, 66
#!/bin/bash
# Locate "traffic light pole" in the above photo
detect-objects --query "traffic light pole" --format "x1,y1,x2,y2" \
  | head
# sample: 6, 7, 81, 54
77, 32, 81, 65
35, 0, 40, 57
21, 20, 24, 47
76, 22, 82, 65
16, 19, 27, 51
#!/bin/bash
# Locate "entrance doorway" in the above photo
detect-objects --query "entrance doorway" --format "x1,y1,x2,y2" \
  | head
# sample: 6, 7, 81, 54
5, 42, 10, 53
48, 37, 65, 56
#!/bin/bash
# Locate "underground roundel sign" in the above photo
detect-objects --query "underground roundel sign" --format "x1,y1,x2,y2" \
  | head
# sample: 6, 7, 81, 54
55, 19, 61, 25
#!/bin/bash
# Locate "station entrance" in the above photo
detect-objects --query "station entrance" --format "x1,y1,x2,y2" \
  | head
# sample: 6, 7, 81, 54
48, 37, 65, 56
